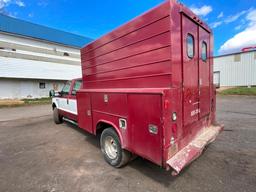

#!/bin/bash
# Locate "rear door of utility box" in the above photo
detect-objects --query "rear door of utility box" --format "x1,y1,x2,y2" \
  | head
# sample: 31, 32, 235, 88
128, 94, 163, 165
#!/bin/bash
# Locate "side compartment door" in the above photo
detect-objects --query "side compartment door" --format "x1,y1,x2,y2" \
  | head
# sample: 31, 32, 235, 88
77, 92, 93, 134
182, 15, 199, 127
128, 94, 162, 165
199, 27, 211, 117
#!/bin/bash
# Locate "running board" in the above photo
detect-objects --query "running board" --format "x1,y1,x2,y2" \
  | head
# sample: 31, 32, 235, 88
63, 117, 78, 126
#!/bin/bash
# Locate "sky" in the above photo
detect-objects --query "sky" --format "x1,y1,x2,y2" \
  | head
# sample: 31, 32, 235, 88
0, 0, 256, 56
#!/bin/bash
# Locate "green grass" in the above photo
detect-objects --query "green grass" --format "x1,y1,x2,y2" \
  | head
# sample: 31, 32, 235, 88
22, 97, 52, 105
219, 87, 256, 96
0, 97, 52, 108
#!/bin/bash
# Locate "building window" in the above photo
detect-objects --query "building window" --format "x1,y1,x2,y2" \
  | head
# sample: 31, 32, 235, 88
39, 82, 46, 89
0, 47, 16, 51
202, 41, 207, 62
234, 54, 241, 62
187, 34, 195, 59
64, 52, 70, 56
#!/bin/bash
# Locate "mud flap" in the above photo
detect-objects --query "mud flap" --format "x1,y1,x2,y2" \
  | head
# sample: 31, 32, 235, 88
167, 125, 223, 176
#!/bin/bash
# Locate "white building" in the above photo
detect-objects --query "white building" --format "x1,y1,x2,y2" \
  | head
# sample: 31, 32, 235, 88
214, 50, 256, 88
0, 14, 92, 99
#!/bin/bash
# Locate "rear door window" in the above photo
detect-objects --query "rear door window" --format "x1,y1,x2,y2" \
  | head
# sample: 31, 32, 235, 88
187, 34, 195, 59
202, 41, 207, 62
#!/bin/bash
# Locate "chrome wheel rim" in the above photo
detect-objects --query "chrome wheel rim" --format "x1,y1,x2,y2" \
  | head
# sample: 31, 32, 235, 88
104, 136, 118, 159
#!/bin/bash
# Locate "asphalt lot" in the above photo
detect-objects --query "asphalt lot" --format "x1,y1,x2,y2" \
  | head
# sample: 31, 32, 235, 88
0, 96, 255, 192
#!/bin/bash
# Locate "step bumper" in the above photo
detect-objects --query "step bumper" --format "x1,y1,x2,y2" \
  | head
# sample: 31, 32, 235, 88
167, 124, 224, 176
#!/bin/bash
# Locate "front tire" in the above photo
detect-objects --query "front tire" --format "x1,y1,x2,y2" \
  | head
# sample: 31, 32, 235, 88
100, 128, 131, 168
53, 107, 63, 124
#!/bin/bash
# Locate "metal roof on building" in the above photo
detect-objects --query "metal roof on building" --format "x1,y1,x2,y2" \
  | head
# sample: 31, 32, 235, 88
0, 14, 92, 48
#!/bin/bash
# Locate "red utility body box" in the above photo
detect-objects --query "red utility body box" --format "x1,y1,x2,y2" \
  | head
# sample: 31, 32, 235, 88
77, 0, 222, 175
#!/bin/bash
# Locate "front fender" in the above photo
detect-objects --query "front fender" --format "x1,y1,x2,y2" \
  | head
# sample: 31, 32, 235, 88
52, 97, 59, 109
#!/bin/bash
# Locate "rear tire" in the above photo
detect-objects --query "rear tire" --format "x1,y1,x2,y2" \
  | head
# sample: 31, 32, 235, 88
53, 107, 63, 124
100, 128, 131, 168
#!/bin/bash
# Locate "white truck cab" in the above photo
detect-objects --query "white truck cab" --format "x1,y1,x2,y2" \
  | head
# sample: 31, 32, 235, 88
51, 78, 82, 124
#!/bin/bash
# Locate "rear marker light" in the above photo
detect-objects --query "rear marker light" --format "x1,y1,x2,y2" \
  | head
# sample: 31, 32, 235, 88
104, 94, 109, 103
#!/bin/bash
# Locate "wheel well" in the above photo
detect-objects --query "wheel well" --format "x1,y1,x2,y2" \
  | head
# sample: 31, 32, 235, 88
52, 103, 56, 110
96, 122, 114, 136
96, 121, 125, 149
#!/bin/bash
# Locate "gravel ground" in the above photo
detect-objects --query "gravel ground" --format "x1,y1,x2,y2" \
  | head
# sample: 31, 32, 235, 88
0, 96, 255, 192
0, 104, 50, 122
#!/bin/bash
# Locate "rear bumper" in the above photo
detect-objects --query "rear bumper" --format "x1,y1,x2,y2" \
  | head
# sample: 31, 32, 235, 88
166, 124, 223, 176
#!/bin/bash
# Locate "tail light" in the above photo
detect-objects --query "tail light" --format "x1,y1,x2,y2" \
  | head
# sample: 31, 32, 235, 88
164, 100, 170, 109
171, 112, 178, 145
172, 123, 178, 139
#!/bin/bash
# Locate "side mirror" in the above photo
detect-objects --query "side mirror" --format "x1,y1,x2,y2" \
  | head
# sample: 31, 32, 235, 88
49, 90, 55, 97
49, 90, 61, 97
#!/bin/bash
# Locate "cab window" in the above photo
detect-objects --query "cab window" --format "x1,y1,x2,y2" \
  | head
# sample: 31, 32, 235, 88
187, 34, 195, 59
202, 41, 207, 62
61, 81, 71, 95
72, 80, 82, 95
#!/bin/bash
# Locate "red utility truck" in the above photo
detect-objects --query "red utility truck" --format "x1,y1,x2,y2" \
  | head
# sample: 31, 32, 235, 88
52, 0, 223, 175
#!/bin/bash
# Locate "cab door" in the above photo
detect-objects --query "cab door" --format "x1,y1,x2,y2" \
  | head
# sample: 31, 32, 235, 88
182, 15, 199, 127
58, 81, 71, 115
68, 79, 82, 121
199, 27, 211, 118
